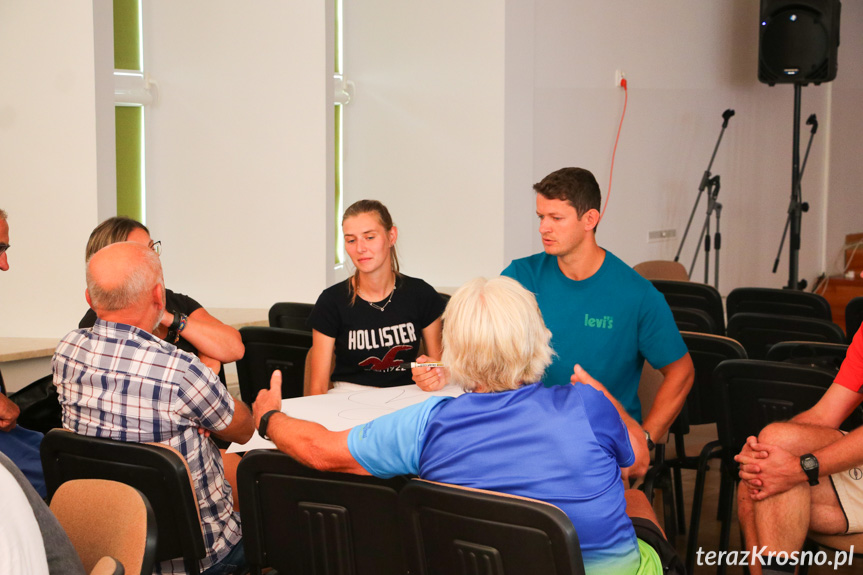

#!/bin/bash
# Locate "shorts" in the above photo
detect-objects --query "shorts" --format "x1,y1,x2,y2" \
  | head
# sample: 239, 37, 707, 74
831, 465, 863, 533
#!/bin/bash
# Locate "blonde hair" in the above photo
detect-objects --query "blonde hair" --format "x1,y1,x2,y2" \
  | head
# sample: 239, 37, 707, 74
342, 199, 400, 305
442, 277, 553, 392
85, 217, 149, 261
0, 208, 7, 220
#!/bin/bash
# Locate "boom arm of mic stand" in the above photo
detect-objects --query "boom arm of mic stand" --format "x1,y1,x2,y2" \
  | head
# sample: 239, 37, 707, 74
676, 110, 733, 262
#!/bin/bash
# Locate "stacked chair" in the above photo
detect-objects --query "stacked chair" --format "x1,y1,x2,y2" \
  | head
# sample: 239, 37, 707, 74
847, 296, 863, 342
725, 287, 844, 360
651, 280, 725, 335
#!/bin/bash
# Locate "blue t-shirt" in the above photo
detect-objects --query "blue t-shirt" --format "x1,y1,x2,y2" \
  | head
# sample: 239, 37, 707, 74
502, 250, 686, 421
348, 383, 640, 575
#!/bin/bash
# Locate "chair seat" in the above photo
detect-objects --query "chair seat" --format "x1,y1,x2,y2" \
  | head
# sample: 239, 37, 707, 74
807, 531, 863, 553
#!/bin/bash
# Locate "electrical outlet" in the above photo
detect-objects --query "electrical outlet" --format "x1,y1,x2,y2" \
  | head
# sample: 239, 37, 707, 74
648, 229, 676, 242
615, 69, 625, 87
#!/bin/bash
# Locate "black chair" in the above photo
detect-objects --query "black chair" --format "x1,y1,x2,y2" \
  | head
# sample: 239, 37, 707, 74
268, 302, 315, 331
726, 312, 846, 360
236, 326, 313, 404
237, 449, 409, 575
40, 429, 207, 575
713, 360, 863, 569
766, 341, 848, 374
669, 306, 719, 334
664, 332, 747, 575
8, 374, 62, 433
726, 287, 832, 321
846, 296, 863, 342
399, 479, 585, 575
651, 280, 725, 334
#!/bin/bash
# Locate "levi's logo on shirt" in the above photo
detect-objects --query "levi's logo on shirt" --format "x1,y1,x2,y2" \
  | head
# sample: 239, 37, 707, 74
584, 314, 614, 329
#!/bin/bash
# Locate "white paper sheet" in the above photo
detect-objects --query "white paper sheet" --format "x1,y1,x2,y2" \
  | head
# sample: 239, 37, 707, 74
227, 383, 464, 453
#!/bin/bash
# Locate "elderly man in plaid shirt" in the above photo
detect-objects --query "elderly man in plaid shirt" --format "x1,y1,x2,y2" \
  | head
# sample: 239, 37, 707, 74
52, 241, 254, 575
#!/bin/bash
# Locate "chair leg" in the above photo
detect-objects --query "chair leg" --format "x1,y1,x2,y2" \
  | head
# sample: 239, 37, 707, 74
673, 433, 688, 534
672, 465, 686, 534
717, 473, 736, 575
685, 440, 721, 575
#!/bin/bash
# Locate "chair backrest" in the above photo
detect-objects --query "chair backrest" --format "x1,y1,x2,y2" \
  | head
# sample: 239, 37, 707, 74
673, 332, 747, 433
8, 374, 62, 434
766, 341, 848, 374
236, 326, 313, 403
651, 280, 725, 334
634, 260, 690, 282
714, 360, 863, 469
726, 287, 832, 321
40, 429, 206, 575
50, 479, 157, 575
268, 302, 315, 331
669, 306, 719, 334
399, 479, 585, 575
237, 449, 409, 575
726, 312, 846, 360
847, 296, 863, 342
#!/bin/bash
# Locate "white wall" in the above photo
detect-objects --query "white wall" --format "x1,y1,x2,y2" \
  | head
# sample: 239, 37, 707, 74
2, 1, 859, 341
344, 0, 859, 296
143, 0, 333, 309
825, 0, 863, 273
531, 0, 837, 294
0, 1, 104, 338
342, 0, 507, 286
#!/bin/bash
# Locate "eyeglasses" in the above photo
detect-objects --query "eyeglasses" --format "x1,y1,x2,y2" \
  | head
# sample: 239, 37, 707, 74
149, 240, 161, 255
0, 243, 9, 256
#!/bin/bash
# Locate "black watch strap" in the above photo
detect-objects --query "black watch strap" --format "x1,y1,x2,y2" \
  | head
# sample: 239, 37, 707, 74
165, 311, 181, 343
258, 409, 282, 441
800, 453, 820, 486
644, 430, 655, 451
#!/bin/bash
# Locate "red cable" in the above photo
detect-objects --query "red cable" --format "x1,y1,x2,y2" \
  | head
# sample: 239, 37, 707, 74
601, 78, 627, 222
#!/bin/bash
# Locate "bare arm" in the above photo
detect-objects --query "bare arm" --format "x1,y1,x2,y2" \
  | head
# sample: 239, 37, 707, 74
210, 396, 255, 444
254, 371, 368, 474
308, 330, 336, 396
412, 318, 446, 392
159, 308, 245, 364
572, 364, 650, 480
641, 354, 694, 442
793, 383, 863, 429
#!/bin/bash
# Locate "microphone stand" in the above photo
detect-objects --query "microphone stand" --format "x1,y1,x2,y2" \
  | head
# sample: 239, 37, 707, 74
687, 176, 721, 287
772, 111, 817, 291
675, 109, 734, 288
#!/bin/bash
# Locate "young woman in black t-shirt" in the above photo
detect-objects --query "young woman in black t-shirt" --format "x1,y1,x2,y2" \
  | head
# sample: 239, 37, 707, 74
306, 200, 446, 395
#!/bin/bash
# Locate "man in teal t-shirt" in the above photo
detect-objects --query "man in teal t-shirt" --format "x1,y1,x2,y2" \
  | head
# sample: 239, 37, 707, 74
502, 167, 693, 466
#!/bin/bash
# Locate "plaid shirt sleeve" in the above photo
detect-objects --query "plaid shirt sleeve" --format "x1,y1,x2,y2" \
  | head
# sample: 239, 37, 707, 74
173, 360, 235, 432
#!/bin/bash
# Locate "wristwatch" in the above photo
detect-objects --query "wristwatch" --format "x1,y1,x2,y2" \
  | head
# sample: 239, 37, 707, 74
644, 430, 655, 451
258, 409, 282, 441
800, 453, 820, 486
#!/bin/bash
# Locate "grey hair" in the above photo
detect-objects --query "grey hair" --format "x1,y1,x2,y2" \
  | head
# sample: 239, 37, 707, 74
442, 277, 554, 393
86, 243, 163, 311
0, 208, 7, 220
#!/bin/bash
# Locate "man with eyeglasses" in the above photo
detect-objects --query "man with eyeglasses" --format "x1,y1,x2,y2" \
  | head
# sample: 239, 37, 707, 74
0, 209, 48, 498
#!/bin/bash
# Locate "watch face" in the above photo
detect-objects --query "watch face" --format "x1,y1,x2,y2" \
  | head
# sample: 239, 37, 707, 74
802, 456, 818, 471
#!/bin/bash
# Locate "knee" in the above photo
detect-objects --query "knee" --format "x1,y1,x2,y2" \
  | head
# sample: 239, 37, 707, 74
757, 422, 805, 451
